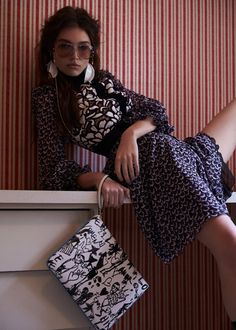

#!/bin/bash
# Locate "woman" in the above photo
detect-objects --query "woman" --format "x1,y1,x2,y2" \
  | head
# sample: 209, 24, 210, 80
32, 6, 236, 328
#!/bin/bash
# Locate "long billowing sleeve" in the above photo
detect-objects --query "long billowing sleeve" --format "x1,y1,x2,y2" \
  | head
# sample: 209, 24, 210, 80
101, 71, 174, 134
32, 85, 90, 190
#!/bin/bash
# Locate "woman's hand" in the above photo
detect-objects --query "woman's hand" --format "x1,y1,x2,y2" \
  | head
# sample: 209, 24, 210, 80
77, 172, 130, 208
115, 130, 139, 183
101, 176, 130, 208
115, 117, 156, 183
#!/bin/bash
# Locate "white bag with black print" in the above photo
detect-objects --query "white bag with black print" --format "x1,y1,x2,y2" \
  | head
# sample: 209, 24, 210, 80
47, 176, 149, 330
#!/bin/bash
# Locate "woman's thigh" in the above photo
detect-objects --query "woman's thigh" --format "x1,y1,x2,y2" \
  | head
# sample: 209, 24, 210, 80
202, 99, 236, 163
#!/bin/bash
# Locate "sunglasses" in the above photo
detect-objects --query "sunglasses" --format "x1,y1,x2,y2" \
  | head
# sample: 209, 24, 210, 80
54, 42, 94, 59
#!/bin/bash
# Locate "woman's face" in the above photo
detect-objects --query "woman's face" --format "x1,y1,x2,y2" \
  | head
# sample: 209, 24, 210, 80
53, 26, 93, 77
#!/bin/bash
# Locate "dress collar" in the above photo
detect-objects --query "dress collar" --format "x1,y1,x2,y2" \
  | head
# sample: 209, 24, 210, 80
58, 69, 86, 91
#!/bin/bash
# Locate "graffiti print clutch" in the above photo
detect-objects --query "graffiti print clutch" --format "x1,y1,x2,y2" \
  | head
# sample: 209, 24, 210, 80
47, 176, 149, 329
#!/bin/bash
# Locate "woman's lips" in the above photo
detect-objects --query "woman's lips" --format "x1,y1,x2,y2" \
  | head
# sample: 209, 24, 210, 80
67, 63, 80, 68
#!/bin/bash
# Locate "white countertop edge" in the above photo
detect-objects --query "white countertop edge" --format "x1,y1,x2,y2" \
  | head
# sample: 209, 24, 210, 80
0, 190, 97, 204
0, 190, 131, 207
0, 190, 235, 207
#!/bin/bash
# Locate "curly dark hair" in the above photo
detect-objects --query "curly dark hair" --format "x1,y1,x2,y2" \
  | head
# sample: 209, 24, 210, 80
37, 6, 100, 84
35, 6, 101, 134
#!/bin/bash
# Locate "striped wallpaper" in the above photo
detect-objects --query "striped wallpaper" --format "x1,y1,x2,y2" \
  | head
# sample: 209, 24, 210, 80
0, 0, 235, 329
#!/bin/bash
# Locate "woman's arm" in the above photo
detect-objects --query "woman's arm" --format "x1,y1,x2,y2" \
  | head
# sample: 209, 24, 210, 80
32, 85, 130, 206
99, 71, 174, 183
100, 70, 174, 135
32, 86, 90, 190
115, 117, 156, 183
77, 171, 130, 207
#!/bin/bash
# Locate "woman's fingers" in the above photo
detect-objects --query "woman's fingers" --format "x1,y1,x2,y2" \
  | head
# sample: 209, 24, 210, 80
102, 188, 111, 207
133, 154, 140, 177
114, 156, 123, 182
115, 153, 139, 183
101, 179, 130, 208
119, 157, 132, 183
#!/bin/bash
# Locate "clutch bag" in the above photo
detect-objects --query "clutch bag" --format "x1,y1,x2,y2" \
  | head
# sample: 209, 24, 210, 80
47, 214, 149, 329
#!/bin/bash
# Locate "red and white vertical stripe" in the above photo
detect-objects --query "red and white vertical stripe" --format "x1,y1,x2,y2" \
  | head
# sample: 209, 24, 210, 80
0, 1, 235, 329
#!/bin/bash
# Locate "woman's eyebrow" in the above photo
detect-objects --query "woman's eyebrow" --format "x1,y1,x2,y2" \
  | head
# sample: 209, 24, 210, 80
56, 38, 90, 44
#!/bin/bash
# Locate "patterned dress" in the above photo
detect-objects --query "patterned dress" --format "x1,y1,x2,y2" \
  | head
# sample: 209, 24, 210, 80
32, 70, 234, 263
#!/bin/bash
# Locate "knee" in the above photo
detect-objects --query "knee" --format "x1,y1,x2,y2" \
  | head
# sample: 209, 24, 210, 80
198, 215, 236, 272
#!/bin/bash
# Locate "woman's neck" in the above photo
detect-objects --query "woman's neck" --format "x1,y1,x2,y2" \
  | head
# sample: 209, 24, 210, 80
58, 69, 86, 91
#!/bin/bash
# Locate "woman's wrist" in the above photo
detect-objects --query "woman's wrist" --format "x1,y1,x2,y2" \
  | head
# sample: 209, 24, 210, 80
122, 117, 156, 140
77, 171, 109, 190
121, 126, 137, 141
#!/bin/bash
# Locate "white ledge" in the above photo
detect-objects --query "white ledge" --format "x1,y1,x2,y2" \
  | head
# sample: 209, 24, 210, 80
0, 190, 98, 209
0, 190, 131, 209
0, 190, 235, 209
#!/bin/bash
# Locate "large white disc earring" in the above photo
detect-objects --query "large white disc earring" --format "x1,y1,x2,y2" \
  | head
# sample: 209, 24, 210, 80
47, 60, 58, 78
84, 63, 95, 83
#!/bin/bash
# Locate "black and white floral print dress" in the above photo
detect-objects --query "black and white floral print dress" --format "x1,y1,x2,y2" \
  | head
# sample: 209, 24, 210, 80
32, 70, 234, 263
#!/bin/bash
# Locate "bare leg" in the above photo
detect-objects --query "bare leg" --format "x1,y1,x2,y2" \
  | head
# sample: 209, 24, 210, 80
200, 100, 236, 320
202, 98, 236, 162
197, 215, 236, 320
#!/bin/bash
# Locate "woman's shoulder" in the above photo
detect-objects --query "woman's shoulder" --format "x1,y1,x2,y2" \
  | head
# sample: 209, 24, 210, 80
32, 84, 56, 98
